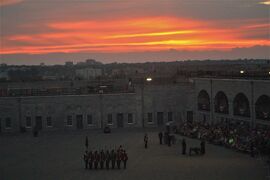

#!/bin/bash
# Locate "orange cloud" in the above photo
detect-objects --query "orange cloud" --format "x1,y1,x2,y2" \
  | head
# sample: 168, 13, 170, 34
1, 16, 270, 55
0, 0, 23, 6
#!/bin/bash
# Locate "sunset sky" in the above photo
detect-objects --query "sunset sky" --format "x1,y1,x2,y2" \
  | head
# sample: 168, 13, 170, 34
0, 0, 269, 64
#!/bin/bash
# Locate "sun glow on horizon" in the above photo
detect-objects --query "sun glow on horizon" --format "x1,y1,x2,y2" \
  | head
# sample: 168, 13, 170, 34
259, 1, 270, 5
1, 16, 270, 55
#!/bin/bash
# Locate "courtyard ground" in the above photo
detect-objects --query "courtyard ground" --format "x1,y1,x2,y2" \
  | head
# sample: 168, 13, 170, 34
0, 128, 268, 180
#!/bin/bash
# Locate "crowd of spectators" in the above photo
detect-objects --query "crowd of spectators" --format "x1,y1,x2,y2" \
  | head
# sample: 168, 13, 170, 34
177, 121, 270, 157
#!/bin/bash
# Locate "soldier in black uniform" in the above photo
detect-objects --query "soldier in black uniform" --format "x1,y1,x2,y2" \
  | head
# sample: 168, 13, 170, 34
83, 150, 88, 169
33, 125, 38, 137
168, 134, 171, 147
144, 133, 148, 149
158, 132, 163, 145
111, 149, 116, 169
105, 150, 111, 170
200, 140, 205, 155
116, 151, 121, 169
100, 150, 105, 169
250, 141, 255, 157
88, 151, 93, 169
164, 132, 168, 145
182, 139, 186, 155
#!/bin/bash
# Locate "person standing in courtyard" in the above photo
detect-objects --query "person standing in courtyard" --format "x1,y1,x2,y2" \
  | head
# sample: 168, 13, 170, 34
94, 151, 99, 169
83, 150, 88, 169
88, 150, 93, 170
116, 150, 122, 169
158, 132, 163, 145
33, 125, 38, 137
168, 134, 171, 147
200, 140, 205, 155
144, 133, 148, 149
105, 150, 111, 170
250, 141, 255, 157
111, 149, 116, 169
122, 150, 128, 169
85, 136, 89, 150
100, 149, 105, 169
182, 139, 187, 155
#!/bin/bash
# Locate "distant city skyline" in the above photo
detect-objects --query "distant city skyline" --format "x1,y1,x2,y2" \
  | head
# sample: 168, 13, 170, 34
0, 0, 269, 65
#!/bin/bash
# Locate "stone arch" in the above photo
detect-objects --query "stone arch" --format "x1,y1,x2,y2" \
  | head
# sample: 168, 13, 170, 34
255, 95, 270, 120
233, 93, 250, 117
214, 91, 229, 114
198, 90, 210, 111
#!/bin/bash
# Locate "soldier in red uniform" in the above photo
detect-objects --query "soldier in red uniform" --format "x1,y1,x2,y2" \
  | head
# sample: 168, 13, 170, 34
100, 150, 105, 169
83, 150, 88, 169
105, 150, 111, 170
88, 150, 93, 169
116, 151, 122, 169
94, 151, 100, 169
122, 150, 128, 169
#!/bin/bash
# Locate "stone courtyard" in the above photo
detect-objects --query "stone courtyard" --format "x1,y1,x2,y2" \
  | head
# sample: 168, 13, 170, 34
0, 129, 268, 180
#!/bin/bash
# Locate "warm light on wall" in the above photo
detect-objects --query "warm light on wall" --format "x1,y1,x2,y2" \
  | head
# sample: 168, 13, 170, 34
240, 70, 245, 74
146, 77, 152, 82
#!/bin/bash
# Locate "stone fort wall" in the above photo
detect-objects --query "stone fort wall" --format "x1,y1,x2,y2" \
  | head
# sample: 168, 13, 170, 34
0, 78, 269, 133
0, 83, 192, 133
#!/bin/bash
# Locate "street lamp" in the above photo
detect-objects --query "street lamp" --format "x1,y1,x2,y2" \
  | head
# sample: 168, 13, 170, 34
142, 77, 152, 128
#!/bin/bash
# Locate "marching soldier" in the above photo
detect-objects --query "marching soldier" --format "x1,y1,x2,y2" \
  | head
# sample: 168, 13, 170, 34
182, 139, 186, 155
111, 149, 116, 169
85, 136, 89, 150
100, 150, 105, 169
88, 151, 93, 169
118, 145, 123, 153
122, 150, 128, 169
94, 151, 99, 169
83, 150, 88, 169
105, 150, 111, 170
200, 140, 205, 155
144, 133, 148, 149
168, 134, 171, 147
158, 132, 163, 145
116, 151, 122, 169
250, 141, 255, 157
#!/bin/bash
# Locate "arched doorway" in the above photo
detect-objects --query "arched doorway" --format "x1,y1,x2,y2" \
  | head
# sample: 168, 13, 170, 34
198, 90, 210, 111
255, 95, 270, 121
214, 91, 229, 114
233, 93, 250, 117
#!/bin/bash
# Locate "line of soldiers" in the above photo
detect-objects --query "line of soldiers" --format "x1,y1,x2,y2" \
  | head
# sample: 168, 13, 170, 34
158, 132, 206, 155
83, 146, 128, 170
158, 132, 176, 146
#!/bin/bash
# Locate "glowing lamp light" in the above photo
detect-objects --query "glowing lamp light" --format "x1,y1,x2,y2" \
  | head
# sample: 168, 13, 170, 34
268, 71, 270, 75
146, 77, 152, 82
240, 70, 245, 74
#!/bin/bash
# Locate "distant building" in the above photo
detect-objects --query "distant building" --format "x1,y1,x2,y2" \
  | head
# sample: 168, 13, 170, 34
0, 63, 7, 67
0, 71, 9, 80
65, 61, 74, 66
76, 68, 102, 79
85, 59, 102, 65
